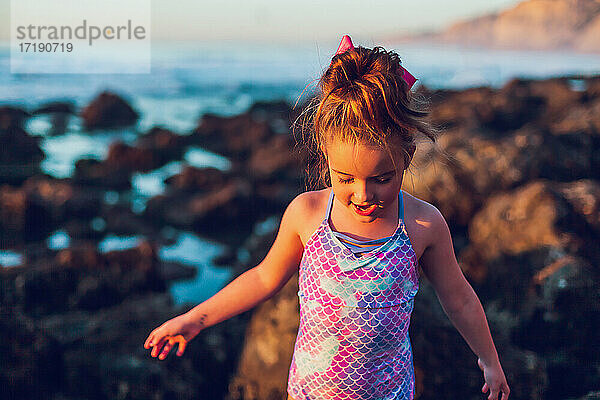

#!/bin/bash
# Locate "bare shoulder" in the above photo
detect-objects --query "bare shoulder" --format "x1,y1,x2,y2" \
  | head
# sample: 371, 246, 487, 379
402, 190, 447, 261
287, 188, 330, 247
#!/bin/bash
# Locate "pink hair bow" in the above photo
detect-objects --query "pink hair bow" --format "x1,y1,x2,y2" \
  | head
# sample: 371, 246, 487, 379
333, 35, 417, 89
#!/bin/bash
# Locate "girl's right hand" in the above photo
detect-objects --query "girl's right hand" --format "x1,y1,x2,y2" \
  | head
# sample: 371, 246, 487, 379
143, 312, 203, 360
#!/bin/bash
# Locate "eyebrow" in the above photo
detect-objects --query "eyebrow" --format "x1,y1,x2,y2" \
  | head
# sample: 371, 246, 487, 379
332, 169, 396, 178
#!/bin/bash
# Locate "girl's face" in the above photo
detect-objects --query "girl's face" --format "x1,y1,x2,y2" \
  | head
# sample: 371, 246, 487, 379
324, 137, 406, 224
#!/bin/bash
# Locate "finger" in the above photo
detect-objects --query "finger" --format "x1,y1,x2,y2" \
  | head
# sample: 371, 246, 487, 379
500, 383, 510, 400
158, 339, 175, 360
482, 382, 488, 393
488, 387, 499, 400
144, 332, 155, 349
151, 338, 166, 357
176, 338, 188, 356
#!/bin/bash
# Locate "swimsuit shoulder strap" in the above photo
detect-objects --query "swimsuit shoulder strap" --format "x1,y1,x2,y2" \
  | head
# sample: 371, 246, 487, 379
398, 189, 404, 222
324, 187, 334, 222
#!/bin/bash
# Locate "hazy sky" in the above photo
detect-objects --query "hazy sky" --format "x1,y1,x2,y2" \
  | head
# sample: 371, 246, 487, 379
1, 0, 521, 43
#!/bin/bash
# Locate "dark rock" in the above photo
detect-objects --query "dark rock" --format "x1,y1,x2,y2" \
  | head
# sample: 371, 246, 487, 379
31, 101, 75, 136
4, 241, 166, 315
0, 127, 44, 185
474, 78, 547, 133
165, 166, 230, 193
73, 158, 132, 189
157, 261, 197, 282
409, 79, 600, 227
135, 126, 187, 161
247, 134, 298, 181
0, 106, 30, 130
226, 273, 299, 400
247, 100, 293, 121
80, 91, 139, 130
104, 141, 163, 173
32, 101, 75, 115
0, 176, 104, 246
74, 140, 179, 189
191, 113, 275, 160
225, 222, 300, 400
574, 391, 600, 400
457, 180, 600, 399
411, 279, 547, 400
0, 307, 63, 400
0, 183, 53, 246
99, 203, 158, 238
35, 292, 250, 400
460, 180, 600, 281
144, 178, 279, 245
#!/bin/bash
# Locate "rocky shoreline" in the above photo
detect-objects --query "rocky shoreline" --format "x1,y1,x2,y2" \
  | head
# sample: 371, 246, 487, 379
1, 76, 599, 399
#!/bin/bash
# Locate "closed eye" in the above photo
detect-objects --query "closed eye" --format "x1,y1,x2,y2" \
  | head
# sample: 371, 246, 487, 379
375, 177, 392, 184
337, 176, 393, 184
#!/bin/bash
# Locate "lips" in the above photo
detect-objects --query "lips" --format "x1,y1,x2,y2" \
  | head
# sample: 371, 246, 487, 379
352, 203, 377, 216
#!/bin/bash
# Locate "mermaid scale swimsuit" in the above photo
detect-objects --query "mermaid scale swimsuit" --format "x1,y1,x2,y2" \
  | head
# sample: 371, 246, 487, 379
287, 188, 420, 400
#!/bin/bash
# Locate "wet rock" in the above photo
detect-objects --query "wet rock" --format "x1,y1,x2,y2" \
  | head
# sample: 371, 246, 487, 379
247, 134, 298, 181
25, 293, 247, 400
23, 175, 103, 221
411, 279, 547, 400
73, 158, 132, 189
191, 113, 275, 160
457, 180, 600, 399
4, 241, 166, 315
225, 221, 300, 400
409, 79, 600, 227
427, 86, 494, 130
0, 307, 63, 400
32, 101, 75, 115
74, 140, 179, 190
550, 96, 600, 137
99, 203, 159, 238
157, 261, 196, 282
73, 141, 155, 189
135, 126, 187, 161
32, 101, 75, 136
475, 78, 547, 133
226, 273, 299, 400
247, 100, 293, 122
80, 91, 139, 130
0, 176, 104, 246
574, 391, 600, 400
0, 183, 53, 246
104, 141, 163, 173
460, 180, 600, 281
145, 178, 279, 246
0, 127, 44, 185
0, 106, 30, 129
165, 166, 230, 193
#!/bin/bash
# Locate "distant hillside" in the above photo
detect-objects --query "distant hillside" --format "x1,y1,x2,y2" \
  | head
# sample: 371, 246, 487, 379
393, 0, 600, 53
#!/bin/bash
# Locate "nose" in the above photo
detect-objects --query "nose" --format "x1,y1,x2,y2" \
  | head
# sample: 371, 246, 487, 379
352, 181, 373, 204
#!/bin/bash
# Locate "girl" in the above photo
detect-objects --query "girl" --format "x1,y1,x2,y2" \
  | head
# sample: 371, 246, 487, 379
144, 35, 510, 400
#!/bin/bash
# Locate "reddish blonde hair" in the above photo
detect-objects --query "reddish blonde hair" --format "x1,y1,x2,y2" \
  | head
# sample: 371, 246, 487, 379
296, 45, 438, 189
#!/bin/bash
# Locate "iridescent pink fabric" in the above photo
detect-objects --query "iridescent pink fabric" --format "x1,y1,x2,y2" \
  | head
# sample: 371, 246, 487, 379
287, 188, 420, 400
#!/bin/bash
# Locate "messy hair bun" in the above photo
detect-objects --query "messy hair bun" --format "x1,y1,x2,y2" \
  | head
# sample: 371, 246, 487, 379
298, 45, 438, 189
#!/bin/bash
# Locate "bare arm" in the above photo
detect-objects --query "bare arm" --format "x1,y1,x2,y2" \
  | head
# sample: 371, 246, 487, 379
144, 193, 306, 359
419, 205, 510, 400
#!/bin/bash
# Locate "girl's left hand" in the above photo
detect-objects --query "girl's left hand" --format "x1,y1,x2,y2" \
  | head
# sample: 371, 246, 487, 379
477, 357, 510, 400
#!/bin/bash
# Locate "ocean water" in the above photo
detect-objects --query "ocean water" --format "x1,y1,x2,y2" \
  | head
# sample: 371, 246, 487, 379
1, 41, 599, 304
